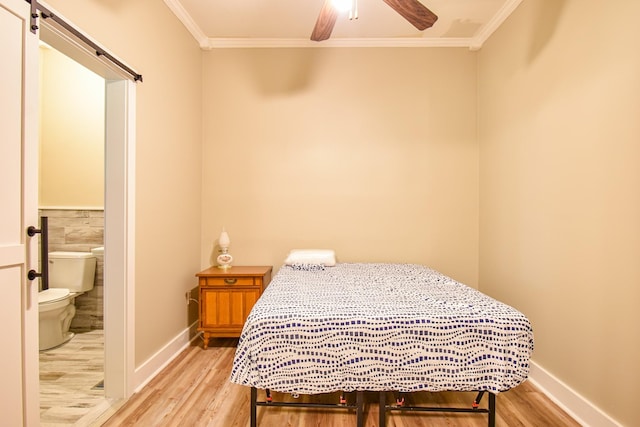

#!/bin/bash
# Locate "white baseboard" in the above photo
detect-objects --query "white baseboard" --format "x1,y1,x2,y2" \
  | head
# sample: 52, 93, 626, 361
133, 322, 201, 393
528, 360, 622, 427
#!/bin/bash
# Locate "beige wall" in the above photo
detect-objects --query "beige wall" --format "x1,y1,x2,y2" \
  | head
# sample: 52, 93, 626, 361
201, 48, 479, 285
44, 0, 203, 366
39, 45, 104, 208
478, 1, 640, 426
36, 1, 639, 424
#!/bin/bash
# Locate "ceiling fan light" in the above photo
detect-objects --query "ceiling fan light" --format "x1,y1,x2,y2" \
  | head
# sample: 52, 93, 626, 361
331, 0, 352, 13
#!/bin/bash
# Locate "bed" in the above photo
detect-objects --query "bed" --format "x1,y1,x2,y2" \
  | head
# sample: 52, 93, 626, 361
230, 261, 534, 426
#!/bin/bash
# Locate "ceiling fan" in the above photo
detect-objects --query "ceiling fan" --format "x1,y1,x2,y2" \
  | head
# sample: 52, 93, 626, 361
311, 0, 438, 41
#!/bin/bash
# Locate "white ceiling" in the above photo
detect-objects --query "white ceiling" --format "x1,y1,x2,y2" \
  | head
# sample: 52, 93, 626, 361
164, 0, 523, 49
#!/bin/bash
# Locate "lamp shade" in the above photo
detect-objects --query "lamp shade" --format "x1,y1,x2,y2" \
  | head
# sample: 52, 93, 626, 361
218, 230, 230, 248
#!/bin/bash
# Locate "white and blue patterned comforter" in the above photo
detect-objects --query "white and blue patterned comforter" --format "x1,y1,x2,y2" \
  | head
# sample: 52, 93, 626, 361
230, 263, 533, 394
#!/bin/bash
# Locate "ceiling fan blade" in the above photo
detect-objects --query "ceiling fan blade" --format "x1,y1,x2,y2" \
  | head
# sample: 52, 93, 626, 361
381, 0, 438, 31
311, 0, 339, 41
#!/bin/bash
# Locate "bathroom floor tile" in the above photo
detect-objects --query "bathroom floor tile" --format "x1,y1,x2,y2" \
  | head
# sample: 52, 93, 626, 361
40, 330, 106, 426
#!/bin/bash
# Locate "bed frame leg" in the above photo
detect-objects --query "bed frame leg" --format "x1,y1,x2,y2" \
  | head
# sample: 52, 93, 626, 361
379, 391, 386, 427
473, 390, 485, 409
488, 392, 496, 427
250, 387, 257, 427
356, 391, 364, 427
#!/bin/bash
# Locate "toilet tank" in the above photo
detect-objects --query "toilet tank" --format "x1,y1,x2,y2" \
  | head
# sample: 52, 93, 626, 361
48, 251, 97, 292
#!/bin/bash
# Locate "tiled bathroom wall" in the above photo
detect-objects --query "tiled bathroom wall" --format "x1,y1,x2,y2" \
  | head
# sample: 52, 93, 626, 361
39, 209, 104, 332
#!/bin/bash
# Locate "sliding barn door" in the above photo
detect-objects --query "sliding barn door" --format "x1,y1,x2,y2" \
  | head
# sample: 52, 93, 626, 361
0, 0, 40, 425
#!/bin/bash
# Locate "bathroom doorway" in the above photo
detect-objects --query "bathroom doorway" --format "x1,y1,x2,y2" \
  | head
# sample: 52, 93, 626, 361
38, 41, 107, 424
37, 18, 136, 424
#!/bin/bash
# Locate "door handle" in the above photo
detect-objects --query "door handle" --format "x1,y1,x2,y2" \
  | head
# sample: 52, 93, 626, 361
27, 216, 49, 289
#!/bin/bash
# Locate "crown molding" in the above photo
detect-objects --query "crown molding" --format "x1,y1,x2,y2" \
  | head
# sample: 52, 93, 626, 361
202, 37, 476, 50
469, 0, 523, 50
163, 0, 209, 47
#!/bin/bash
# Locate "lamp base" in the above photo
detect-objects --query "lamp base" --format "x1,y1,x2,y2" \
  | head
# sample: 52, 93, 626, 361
216, 250, 233, 269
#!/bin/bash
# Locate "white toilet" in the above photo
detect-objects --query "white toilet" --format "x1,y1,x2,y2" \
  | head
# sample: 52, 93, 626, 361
38, 251, 97, 351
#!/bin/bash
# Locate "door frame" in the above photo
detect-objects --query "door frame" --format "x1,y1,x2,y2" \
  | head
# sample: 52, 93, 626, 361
104, 79, 136, 399
39, 19, 136, 401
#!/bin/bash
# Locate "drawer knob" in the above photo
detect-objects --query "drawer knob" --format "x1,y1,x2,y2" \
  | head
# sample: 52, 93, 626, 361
224, 278, 238, 285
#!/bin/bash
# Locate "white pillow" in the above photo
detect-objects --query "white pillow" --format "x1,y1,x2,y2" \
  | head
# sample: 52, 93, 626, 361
284, 249, 336, 267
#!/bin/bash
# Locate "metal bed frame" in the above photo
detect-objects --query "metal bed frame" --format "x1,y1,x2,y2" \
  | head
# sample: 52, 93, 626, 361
250, 388, 365, 427
379, 390, 496, 427
249, 387, 495, 427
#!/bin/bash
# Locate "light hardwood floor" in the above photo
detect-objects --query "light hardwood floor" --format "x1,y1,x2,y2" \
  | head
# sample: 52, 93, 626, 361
99, 338, 580, 427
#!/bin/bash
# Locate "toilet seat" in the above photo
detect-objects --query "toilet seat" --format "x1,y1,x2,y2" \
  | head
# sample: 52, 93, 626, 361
39, 288, 70, 304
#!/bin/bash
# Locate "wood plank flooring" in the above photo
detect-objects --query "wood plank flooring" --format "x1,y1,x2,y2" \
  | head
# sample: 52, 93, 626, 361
40, 330, 107, 426
99, 338, 581, 427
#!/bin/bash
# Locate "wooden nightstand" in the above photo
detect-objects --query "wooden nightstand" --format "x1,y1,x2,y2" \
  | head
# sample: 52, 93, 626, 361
196, 265, 272, 349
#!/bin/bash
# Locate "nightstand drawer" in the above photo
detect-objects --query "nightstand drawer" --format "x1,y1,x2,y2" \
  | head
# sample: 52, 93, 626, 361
204, 276, 256, 287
